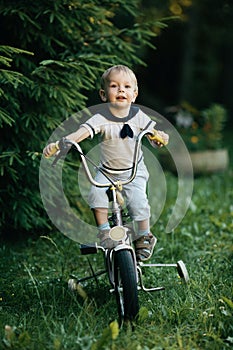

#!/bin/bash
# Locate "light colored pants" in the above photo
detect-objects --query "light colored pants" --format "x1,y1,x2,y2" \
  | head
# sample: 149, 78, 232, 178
88, 161, 151, 221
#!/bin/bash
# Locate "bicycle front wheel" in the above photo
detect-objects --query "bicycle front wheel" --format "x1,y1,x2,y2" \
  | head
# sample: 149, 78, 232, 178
114, 250, 139, 322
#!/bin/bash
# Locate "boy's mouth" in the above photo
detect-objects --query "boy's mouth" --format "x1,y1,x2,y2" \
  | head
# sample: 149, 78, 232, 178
116, 96, 126, 101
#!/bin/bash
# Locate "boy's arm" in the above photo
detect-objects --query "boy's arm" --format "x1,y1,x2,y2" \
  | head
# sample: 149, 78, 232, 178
43, 127, 90, 158
65, 126, 91, 143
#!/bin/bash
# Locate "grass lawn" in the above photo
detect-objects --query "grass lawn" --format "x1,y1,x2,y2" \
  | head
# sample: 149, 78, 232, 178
0, 146, 232, 349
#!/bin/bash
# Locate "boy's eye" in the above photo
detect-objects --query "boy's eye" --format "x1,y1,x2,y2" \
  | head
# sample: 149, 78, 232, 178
108, 83, 132, 89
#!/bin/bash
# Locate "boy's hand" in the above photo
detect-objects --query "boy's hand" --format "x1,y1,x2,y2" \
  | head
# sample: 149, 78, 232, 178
43, 141, 60, 158
149, 130, 169, 147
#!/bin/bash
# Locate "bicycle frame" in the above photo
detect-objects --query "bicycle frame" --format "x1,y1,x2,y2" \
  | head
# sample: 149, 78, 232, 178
66, 129, 153, 288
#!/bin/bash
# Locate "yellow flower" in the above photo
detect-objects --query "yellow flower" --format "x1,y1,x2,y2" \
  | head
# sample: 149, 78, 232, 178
191, 136, 199, 144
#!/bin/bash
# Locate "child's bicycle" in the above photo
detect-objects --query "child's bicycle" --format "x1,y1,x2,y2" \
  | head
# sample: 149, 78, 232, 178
51, 129, 189, 324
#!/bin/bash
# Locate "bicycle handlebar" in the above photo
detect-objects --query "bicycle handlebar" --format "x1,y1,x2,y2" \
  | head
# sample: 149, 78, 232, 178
50, 129, 161, 188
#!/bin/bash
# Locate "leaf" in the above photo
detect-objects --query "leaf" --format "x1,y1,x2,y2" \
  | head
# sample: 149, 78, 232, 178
0, 108, 15, 126
40, 59, 65, 67
76, 283, 88, 300
91, 321, 119, 350
222, 296, 233, 309
226, 337, 233, 344
138, 306, 149, 322
109, 320, 119, 340
0, 45, 34, 57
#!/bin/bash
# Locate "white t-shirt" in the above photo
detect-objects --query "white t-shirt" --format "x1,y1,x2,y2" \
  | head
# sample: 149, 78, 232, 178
81, 105, 156, 172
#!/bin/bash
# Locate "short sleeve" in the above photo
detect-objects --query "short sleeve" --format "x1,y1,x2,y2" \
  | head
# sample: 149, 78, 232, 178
80, 113, 103, 139
139, 110, 156, 131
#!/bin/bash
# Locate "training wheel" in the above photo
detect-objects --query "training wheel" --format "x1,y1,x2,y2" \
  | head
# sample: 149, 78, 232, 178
177, 260, 189, 283
68, 278, 78, 292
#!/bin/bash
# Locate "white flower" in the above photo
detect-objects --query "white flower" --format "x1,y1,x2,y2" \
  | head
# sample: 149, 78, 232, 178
175, 110, 193, 128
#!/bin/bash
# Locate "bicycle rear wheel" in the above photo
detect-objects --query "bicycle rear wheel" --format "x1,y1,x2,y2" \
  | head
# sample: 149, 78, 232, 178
114, 250, 139, 323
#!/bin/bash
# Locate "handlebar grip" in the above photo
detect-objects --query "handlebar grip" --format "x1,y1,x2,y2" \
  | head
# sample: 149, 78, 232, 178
44, 138, 71, 166
148, 131, 168, 145
44, 141, 60, 158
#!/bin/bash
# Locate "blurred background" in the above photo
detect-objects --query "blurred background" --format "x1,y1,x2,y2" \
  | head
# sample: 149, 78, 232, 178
89, 0, 233, 121
138, 0, 233, 116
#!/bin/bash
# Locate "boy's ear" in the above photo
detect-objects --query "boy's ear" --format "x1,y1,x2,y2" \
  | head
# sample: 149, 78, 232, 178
99, 89, 107, 102
132, 90, 138, 103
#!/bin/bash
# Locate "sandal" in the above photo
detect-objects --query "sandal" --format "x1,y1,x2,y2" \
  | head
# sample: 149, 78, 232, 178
97, 230, 118, 249
134, 233, 157, 261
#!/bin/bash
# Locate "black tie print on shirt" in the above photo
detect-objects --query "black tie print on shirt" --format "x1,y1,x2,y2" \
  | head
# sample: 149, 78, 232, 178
120, 123, 134, 138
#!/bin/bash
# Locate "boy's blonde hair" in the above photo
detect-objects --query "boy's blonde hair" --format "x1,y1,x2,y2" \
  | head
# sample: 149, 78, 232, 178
100, 65, 138, 92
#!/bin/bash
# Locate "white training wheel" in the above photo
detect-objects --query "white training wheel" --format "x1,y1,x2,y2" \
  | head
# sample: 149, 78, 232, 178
68, 278, 78, 292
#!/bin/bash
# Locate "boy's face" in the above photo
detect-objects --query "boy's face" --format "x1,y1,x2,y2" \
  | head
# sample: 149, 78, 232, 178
99, 70, 138, 107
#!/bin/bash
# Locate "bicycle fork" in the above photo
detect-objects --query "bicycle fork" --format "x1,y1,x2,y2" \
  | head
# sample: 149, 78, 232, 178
106, 244, 138, 291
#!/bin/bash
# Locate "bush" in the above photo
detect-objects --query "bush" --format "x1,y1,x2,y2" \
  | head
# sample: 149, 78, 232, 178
0, 0, 165, 237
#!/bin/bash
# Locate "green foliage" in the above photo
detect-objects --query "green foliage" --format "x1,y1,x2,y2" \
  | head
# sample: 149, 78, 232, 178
168, 102, 228, 151
0, 0, 166, 236
201, 104, 228, 149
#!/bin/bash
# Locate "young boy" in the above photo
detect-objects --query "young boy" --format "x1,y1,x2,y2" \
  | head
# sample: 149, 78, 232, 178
43, 65, 169, 261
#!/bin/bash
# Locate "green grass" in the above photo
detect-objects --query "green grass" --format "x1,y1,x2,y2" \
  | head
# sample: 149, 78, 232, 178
1, 169, 233, 349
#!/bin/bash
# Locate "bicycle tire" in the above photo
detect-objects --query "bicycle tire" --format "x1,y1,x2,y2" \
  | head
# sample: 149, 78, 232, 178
114, 250, 139, 322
